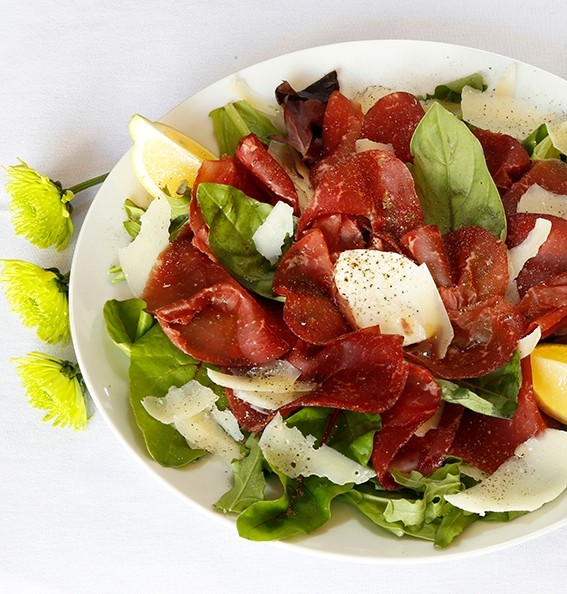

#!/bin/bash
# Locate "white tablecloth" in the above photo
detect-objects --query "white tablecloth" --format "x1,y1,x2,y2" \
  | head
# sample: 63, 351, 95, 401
2, 1, 567, 592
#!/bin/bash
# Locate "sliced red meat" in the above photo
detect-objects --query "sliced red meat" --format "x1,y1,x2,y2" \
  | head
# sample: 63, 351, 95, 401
507, 212, 567, 296
309, 91, 364, 185
390, 402, 464, 478
234, 133, 300, 215
407, 296, 525, 379
273, 228, 352, 344
442, 226, 510, 308
298, 150, 424, 241
362, 91, 425, 163
371, 363, 442, 489
473, 129, 531, 192
280, 331, 409, 415
401, 225, 453, 288
502, 158, 567, 215
143, 229, 293, 367
449, 358, 548, 473
310, 213, 368, 255
517, 272, 567, 337
225, 388, 270, 433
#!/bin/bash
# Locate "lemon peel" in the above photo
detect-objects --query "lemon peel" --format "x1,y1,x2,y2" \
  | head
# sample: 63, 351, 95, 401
531, 344, 567, 424
128, 114, 216, 208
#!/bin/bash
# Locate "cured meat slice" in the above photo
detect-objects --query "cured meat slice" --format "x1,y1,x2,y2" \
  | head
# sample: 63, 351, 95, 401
390, 402, 464, 478
143, 229, 293, 367
298, 150, 424, 241
442, 226, 510, 308
507, 212, 567, 296
234, 133, 300, 215
362, 91, 425, 163
280, 331, 409, 415
473, 129, 531, 192
407, 296, 525, 379
502, 158, 567, 215
273, 227, 352, 344
371, 362, 442, 489
310, 91, 364, 185
450, 358, 548, 473
518, 272, 567, 337
401, 225, 454, 288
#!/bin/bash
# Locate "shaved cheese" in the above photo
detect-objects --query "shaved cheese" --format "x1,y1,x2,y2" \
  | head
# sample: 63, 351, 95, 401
207, 361, 315, 411
445, 429, 567, 514
517, 326, 542, 359
518, 184, 567, 220
506, 217, 552, 304
175, 410, 242, 463
548, 121, 567, 156
141, 380, 243, 464
259, 413, 375, 485
207, 360, 311, 393
252, 201, 294, 265
141, 380, 217, 424
354, 85, 395, 113
334, 250, 453, 357
461, 85, 552, 140
494, 63, 517, 96
119, 195, 171, 297
355, 139, 394, 154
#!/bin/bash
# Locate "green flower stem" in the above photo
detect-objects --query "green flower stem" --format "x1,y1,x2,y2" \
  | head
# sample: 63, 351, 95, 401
68, 172, 109, 194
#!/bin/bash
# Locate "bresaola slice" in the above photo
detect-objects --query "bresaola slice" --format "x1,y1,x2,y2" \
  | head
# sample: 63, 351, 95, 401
143, 228, 294, 367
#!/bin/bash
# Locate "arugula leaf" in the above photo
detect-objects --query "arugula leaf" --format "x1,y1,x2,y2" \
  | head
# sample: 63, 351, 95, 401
128, 324, 208, 467
103, 298, 155, 356
523, 123, 563, 160
196, 182, 290, 299
423, 73, 487, 103
410, 102, 507, 240
236, 471, 351, 541
340, 459, 477, 547
438, 351, 522, 419
214, 435, 267, 514
209, 100, 282, 156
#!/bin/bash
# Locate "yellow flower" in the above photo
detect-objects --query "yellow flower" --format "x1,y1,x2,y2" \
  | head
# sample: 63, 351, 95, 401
0, 259, 69, 344
13, 352, 88, 430
4, 161, 107, 251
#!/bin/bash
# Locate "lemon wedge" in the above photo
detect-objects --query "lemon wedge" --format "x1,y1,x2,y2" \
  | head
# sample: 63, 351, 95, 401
531, 344, 567, 424
128, 114, 216, 205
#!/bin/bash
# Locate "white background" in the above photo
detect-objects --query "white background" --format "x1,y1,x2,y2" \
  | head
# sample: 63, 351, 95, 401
1, 1, 567, 592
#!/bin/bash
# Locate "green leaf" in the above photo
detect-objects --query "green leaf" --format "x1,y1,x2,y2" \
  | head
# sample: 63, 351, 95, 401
129, 324, 208, 467
236, 471, 351, 541
214, 435, 267, 514
210, 100, 282, 156
424, 73, 487, 103
285, 407, 382, 466
196, 182, 287, 299
103, 298, 155, 356
522, 123, 562, 160
340, 459, 478, 547
439, 351, 522, 419
410, 102, 507, 240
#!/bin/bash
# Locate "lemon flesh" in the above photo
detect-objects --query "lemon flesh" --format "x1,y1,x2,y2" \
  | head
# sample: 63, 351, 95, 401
129, 114, 216, 206
531, 344, 567, 424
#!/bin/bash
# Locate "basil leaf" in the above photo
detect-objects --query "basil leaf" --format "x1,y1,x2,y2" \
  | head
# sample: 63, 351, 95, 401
410, 102, 507, 240
103, 298, 155, 356
214, 435, 267, 514
439, 351, 522, 419
423, 73, 487, 103
129, 324, 207, 467
196, 182, 288, 299
236, 471, 351, 541
209, 100, 281, 156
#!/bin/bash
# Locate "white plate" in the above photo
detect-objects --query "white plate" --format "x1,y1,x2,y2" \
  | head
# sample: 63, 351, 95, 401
69, 39, 567, 563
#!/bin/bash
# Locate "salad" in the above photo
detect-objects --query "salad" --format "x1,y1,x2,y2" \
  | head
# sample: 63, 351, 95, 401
102, 66, 567, 549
